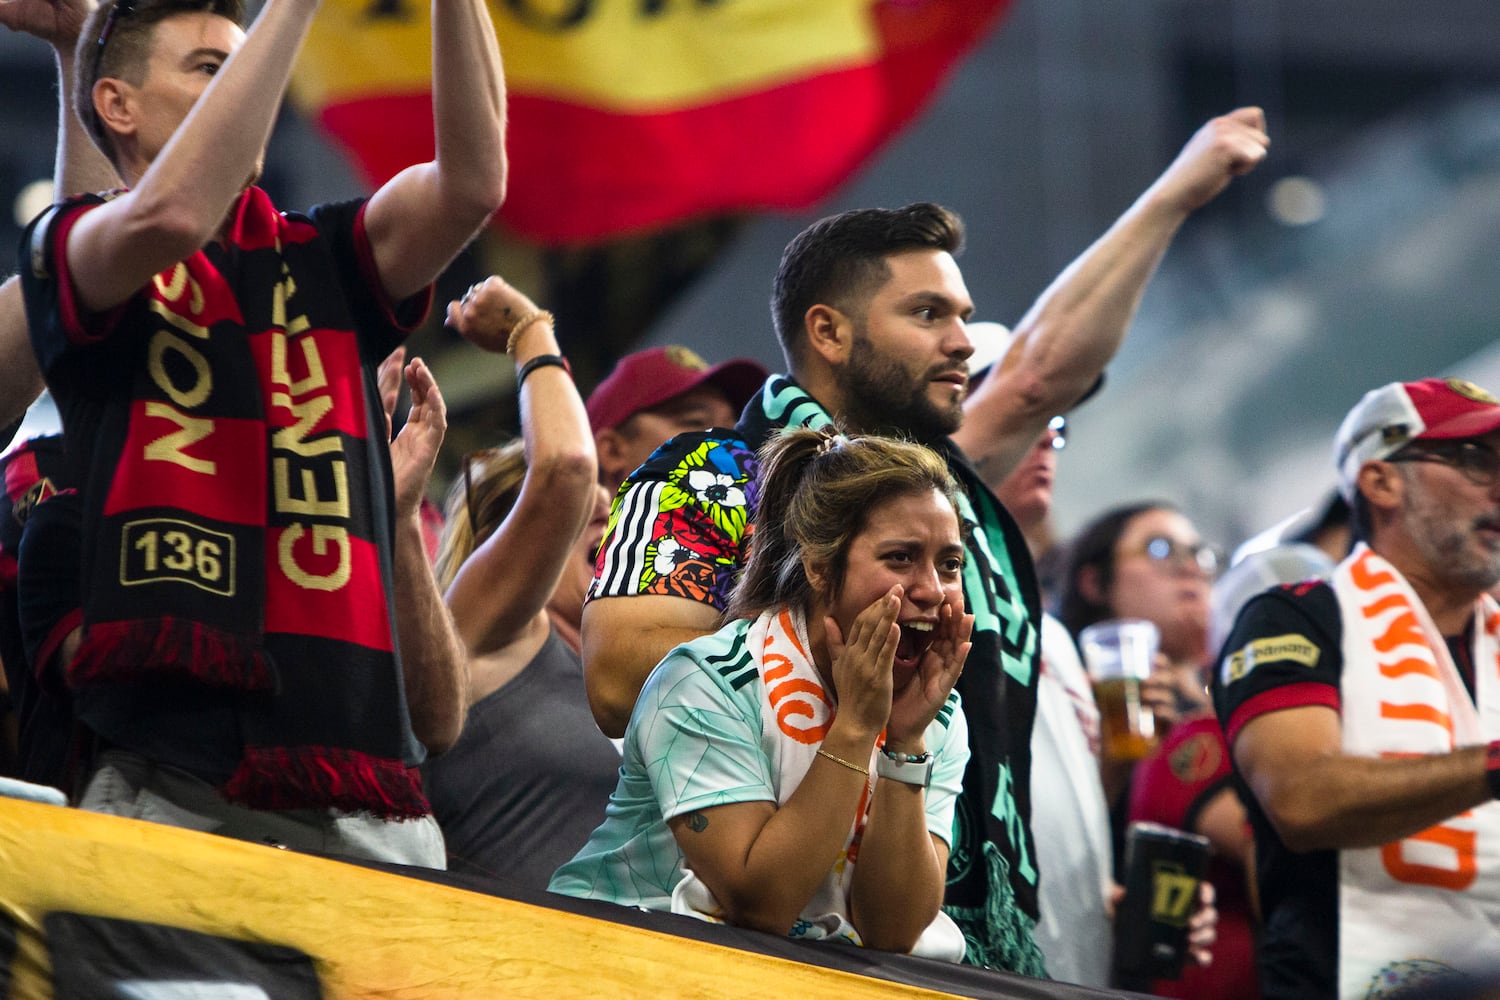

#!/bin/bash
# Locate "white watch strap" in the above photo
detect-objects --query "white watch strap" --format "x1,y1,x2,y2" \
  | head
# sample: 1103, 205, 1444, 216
875, 750, 933, 788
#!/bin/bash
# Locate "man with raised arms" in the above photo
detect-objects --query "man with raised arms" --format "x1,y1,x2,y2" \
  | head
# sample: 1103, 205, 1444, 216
583, 110, 1268, 968
14, 0, 502, 864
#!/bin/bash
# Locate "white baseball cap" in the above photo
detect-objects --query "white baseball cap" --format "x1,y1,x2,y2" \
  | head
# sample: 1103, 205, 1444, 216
964, 321, 1014, 379
1334, 377, 1500, 500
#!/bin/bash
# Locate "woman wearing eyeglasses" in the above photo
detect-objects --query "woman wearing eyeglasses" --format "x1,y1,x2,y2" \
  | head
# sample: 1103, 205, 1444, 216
419, 276, 621, 888
1057, 502, 1220, 685
1057, 502, 1257, 1000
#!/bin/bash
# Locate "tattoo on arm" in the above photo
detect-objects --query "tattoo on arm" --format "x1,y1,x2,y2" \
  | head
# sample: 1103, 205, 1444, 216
685, 811, 708, 833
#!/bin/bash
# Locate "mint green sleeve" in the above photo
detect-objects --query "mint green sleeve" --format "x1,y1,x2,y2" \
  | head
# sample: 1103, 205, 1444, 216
632, 650, 777, 821
922, 690, 970, 847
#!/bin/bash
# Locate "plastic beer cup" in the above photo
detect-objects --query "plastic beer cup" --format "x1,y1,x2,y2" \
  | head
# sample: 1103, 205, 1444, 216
1079, 618, 1160, 763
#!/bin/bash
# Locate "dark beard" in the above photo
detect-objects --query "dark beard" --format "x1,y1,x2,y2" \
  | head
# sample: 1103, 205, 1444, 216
836, 331, 964, 442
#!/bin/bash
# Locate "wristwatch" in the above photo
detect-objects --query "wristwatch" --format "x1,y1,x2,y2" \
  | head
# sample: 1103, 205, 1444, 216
876, 747, 934, 788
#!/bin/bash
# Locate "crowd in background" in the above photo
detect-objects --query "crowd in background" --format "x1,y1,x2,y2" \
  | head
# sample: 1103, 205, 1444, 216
8, 0, 1500, 997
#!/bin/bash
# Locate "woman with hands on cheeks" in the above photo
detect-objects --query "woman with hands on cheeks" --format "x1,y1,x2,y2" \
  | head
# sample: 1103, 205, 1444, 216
550, 428, 974, 961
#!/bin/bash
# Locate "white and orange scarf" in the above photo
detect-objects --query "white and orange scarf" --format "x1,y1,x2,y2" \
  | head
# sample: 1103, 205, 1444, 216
670, 605, 965, 961
1334, 544, 1500, 997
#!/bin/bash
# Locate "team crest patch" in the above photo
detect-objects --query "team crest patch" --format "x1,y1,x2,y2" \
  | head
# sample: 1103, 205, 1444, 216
1445, 377, 1498, 404
1168, 732, 1223, 784
665, 345, 709, 371
11, 477, 57, 527
1223, 633, 1318, 684
1363, 958, 1467, 999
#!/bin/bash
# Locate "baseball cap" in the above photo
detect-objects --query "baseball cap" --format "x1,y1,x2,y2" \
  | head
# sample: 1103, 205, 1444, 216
966, 320, 1104, 407
1334, 377, 1500, 500
965, 321, 1014, 379
1230, 490, 1349, 567
586, 346, 768, 433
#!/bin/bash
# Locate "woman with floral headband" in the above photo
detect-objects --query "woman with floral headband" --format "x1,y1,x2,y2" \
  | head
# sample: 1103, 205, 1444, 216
551, 428, 973, 960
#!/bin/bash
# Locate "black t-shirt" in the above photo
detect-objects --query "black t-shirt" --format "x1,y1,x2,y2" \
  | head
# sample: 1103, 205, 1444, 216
20, 192, 428, 786
0, 435, 77, 788
1213, 580, 1343, 1000
14, 490, 82, 789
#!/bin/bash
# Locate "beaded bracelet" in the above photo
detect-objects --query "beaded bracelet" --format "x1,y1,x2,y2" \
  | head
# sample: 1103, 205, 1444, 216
879, 747, 931, 764
517, 353, 571, 387
504, 309, 555, 356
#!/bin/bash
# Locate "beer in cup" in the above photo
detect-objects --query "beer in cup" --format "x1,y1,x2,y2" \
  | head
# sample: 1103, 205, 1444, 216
1079, 618, 1160, 763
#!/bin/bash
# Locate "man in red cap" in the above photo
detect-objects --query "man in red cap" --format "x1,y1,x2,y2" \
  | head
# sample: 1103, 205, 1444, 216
587, 346, 767, 494
1216, 377, 1500, 998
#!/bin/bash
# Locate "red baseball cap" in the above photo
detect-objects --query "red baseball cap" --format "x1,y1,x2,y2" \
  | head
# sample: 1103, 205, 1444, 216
586, 346, 768, 433
1335, 377, 1500, 499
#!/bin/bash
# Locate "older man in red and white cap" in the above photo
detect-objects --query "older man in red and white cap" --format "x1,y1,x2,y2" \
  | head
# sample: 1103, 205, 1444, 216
587, 346, 766, 494
1216, 376, 1500, 999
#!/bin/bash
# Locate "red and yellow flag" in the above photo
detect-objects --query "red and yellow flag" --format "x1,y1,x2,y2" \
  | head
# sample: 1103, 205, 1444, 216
291, 0, 1010, 245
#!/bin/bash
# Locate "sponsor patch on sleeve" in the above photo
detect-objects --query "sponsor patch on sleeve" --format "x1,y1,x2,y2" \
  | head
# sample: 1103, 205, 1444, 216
1222, 633, 1319, 685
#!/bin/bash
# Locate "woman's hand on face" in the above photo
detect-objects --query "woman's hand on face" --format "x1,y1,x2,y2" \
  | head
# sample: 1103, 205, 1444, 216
886, 595, 971, 749
824, 586, 901, 739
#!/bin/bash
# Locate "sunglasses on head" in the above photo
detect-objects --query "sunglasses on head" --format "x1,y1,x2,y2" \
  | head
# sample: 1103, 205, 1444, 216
92, 0, 138, 87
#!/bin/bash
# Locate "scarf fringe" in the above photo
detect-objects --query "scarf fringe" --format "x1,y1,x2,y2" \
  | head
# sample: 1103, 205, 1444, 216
223, 745, 430, 820
69, 618, 274, 691
945, 844, 1047, 975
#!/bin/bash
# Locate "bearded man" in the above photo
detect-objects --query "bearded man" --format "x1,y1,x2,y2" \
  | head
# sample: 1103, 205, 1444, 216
579, 110, 1268, 969
1217, 377, 1500, 998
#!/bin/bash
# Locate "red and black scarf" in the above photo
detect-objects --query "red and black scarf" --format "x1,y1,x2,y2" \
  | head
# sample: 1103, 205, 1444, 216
26, 188, 430, 818
0, 435, 66, 591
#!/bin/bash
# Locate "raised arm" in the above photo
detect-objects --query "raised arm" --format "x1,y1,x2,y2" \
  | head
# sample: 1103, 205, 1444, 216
0, 0, 121, 427
65, 0, 322, 312
1233, 705, 1491, 852
954, 107, 1270, 490
386, 353, 468, 754
360, 0, 507, 302
442, 278, 596, 660
0, 0, 119, 195
0, 280, 45, 430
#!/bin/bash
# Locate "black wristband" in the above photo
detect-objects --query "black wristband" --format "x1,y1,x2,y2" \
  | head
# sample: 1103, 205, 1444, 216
1486, 741, 1500, 800
516, 353, 571, 387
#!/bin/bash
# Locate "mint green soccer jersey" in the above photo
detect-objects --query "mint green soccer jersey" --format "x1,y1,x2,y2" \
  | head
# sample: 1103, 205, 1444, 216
549, 618, 968, 911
